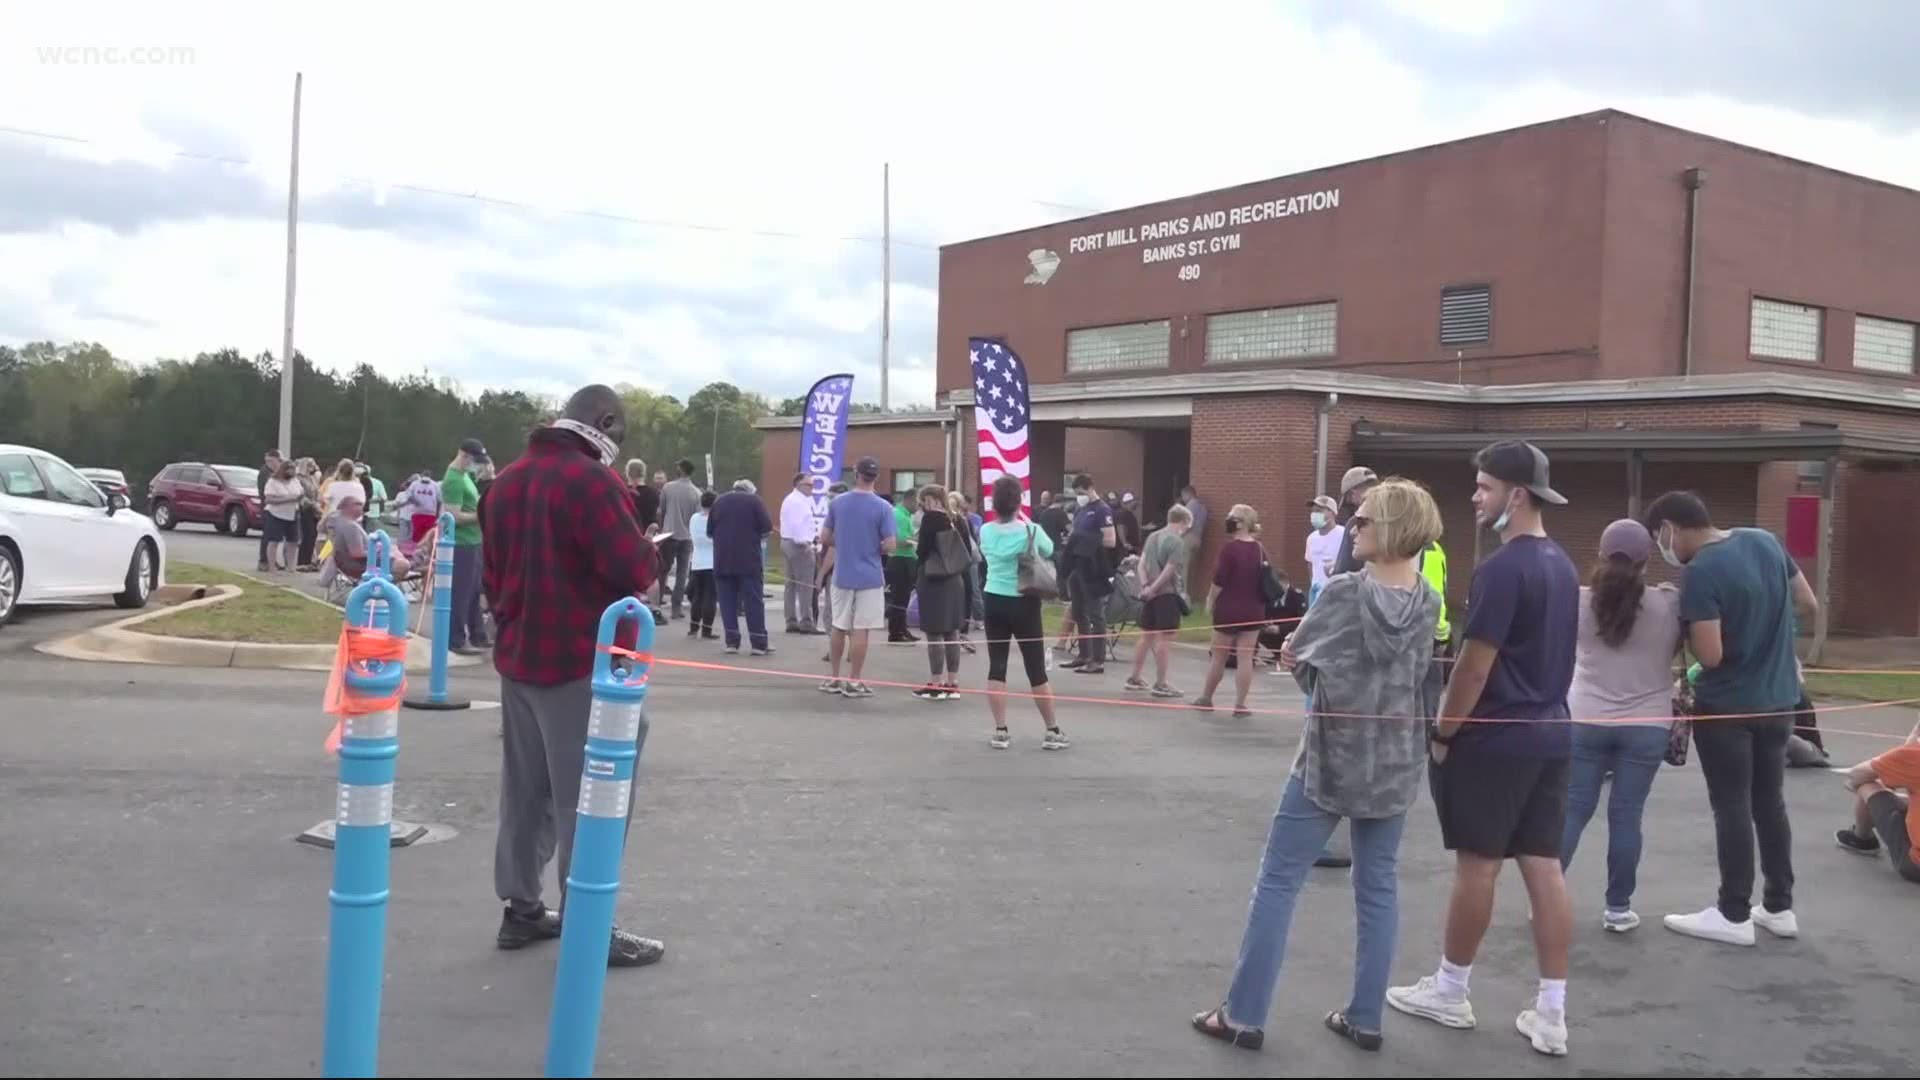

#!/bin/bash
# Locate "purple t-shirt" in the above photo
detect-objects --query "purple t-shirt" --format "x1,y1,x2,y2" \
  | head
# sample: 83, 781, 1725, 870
1457, 534, 1580, 757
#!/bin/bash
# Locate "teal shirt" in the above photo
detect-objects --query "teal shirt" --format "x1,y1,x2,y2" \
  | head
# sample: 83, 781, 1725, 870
443, 466, 482, 546
980, 519, 1053, 597
1680, 528, 1801, 711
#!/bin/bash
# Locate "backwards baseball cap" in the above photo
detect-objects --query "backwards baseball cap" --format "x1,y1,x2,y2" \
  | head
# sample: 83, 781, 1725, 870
854, 455, 881, 479
1309, 494, 1339, 516
1339, 466, 1378, 497
458, 437, 490, 464
1599, 518, 1653, 562
1121, 491, 1136, 504
1476, 440, 1567, 505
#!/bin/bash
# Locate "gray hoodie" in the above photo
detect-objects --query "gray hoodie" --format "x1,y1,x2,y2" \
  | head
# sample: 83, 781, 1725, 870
1287, 569, 1440, 818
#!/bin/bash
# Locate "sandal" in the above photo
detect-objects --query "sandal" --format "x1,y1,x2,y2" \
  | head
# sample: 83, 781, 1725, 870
1232, 705, 1254, 719
1190, 698, 1215, 712
1191, 1006, 1263, 1050
1324, 1009, 1382, 1051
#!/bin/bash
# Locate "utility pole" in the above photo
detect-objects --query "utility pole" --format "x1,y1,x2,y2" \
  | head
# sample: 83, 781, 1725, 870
277, 71, 302, 456
880, 162, 891, 412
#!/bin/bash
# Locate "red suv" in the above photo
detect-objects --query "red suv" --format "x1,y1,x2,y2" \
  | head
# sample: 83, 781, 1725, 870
147, 462, 266, 537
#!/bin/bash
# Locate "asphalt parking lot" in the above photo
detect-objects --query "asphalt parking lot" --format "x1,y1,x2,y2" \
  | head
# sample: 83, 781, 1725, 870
2, 584, 1916, 1077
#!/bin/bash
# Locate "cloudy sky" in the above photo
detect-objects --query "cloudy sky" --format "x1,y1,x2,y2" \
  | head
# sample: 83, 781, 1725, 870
2, 1, 1915, 407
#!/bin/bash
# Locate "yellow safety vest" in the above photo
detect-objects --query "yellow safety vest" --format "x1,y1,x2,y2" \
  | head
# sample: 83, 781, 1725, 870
1420, 542, 1450, 643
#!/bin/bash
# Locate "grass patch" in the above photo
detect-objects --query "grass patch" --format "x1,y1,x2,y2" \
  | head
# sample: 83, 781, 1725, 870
133, 560, 343, 644
1038, 599, 1219, 645
1803, 670, 1920, 705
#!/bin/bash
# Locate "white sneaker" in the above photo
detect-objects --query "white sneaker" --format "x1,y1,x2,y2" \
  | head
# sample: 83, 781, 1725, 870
1386, 975, 1477, 1029
1751, 906, 1799, 939
1516, 1008, 1569, 1056
1663, 906, 1755, 946
1602, 909, 1640, 933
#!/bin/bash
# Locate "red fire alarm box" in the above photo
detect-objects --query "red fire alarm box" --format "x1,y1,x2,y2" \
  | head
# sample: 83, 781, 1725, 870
1785, 495, 1820, 559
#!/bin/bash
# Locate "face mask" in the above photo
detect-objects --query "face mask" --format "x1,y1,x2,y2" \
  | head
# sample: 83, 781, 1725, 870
1076, 493, 1090, 506
551, 417, 620, 467
1491, 489, 1520, 533
1309, 511, 1328, 529
1659, 527, 1684, 568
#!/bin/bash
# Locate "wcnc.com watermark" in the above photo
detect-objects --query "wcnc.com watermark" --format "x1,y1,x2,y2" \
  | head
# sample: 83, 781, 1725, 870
37, 44, 196, 66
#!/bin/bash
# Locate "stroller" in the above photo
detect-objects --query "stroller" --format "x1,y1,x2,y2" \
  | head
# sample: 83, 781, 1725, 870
1223, 579, 1309, 671
1103, 554, 1144, 662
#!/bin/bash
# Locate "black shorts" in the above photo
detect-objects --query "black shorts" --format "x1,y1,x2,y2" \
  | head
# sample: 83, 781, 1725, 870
1139, 593, 1183, 631
1429, 745, 1569, 859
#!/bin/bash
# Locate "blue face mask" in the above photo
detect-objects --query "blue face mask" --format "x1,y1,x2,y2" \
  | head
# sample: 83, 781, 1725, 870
1309, 511, 1328, 529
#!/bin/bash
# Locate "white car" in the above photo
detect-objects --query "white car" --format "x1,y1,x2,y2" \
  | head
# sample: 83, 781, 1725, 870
0, 444, 165, 627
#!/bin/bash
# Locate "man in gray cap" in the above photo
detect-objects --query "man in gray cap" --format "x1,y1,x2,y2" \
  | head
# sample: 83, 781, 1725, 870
1332, 465, 1379, 577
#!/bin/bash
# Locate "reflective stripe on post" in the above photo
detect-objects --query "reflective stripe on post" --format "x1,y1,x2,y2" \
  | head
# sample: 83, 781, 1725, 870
322, 575, 409, 1079
544, 597, 655, 1078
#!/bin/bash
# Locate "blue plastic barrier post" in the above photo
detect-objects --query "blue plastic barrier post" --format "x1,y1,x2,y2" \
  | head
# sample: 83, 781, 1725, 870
322, 574, 411, 1078
404, 512, 468, 710
544, 598, 656, 1078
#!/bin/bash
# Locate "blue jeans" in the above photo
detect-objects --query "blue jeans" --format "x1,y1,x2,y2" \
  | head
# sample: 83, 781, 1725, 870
715, 571, 769, 650
1224, 774, 1407, 1032
1560, 723, 1668, 911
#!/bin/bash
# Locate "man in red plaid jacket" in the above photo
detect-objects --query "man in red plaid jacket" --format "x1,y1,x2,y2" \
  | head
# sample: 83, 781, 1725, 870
480, 383, 665, 968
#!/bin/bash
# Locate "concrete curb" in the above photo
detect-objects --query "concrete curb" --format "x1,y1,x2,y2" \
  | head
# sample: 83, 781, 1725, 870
34, 582, 482, 673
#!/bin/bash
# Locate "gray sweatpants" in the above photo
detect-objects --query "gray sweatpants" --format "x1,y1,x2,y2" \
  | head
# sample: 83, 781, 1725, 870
494, 676, 650, 910
782, 539, 817, 629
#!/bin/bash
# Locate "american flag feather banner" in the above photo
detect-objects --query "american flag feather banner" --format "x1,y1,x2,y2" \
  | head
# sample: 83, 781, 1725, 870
970, 337, 1032, 515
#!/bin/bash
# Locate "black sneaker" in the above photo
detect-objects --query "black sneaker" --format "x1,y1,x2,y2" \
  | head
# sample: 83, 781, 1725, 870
608, 927, 665, 967
701, 630, 718, 640
912, 684, 943, 700
1836, 827, 1882, 856
1314, 851, 1353, 869
686, 625, 700, 637
497, 904, 562, 950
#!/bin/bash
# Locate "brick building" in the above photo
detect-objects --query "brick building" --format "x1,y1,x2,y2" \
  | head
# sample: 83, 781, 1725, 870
767, 110, 1920, 646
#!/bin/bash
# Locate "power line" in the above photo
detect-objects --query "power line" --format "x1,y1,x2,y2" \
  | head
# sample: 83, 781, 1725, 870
0, 121, 949, 251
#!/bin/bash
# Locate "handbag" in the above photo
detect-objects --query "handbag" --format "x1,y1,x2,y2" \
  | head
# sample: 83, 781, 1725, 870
1255, 542, 1286, 606
924, 527, 972, 580
1667, 677, 1695, 767
1017, 524, 1059, 598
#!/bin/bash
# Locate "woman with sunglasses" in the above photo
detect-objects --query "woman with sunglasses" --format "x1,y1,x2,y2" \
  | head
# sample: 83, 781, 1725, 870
1193, 478, 1443, 1052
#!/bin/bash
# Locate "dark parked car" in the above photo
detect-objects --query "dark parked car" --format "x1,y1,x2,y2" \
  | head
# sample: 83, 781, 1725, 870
147, 462, 265, 536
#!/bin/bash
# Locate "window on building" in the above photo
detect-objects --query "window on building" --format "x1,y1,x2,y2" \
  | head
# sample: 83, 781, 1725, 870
891, 470, 934, 500
1065, 320, 1170, 374
1853, 314, 1916, 375
1439, 284, 1492, 346
1204, 302, 1337, 364
1750, 297, 1822, 363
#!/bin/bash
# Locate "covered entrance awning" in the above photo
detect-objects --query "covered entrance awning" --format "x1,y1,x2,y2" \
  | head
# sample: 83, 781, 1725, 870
1349, 425, 1920, 661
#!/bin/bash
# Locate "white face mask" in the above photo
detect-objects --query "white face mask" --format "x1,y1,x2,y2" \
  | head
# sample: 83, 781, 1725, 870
1490, 488, 1520, 533
1309, 511, 1328, 529
1658, 526, 1684, 567
1076, 493, 1090, 506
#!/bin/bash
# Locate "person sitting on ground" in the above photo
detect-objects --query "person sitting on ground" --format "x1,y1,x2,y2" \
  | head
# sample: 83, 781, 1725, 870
1835, 730, 1920, 884
324, 491, 412, 581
